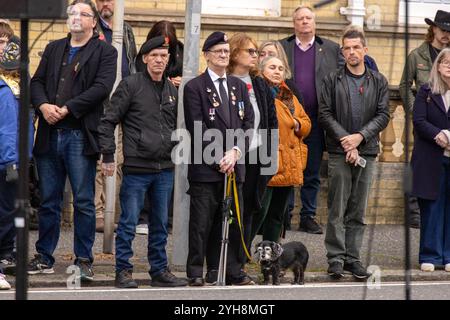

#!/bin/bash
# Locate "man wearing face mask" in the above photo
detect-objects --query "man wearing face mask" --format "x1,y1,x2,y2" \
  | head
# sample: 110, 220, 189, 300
29, 0, 117, 281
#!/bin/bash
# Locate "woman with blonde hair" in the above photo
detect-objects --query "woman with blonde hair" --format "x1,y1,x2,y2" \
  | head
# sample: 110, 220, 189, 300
411, 48, 450, 272
226, 32, 278, 272
250, 56, 311, 242
258, 40, 304, 106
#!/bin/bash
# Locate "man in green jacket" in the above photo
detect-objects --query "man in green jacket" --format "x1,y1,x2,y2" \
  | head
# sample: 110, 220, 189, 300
399, 10, 450, 229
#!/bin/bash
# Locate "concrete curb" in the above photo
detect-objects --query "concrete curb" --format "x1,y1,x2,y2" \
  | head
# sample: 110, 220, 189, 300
6, 270, 450, 289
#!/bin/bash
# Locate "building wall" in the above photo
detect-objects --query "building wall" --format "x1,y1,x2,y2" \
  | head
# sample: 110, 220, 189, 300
8, 0, 426, 85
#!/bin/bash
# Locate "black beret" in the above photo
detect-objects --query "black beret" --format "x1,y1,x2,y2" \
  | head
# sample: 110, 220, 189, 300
202, 31, 228, 52
0, 41, 20, 71
140, 35, 170, 56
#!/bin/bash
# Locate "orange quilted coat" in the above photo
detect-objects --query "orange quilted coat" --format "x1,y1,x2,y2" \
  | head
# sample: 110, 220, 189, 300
268, 83, 311, 187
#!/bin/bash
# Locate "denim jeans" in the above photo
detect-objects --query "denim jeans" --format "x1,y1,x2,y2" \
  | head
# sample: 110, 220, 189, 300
115, 169, 174, 277
35, 129, 96, 266
418, 157, 450, 265
0, 169, 17, 265
300, 119, 325, 219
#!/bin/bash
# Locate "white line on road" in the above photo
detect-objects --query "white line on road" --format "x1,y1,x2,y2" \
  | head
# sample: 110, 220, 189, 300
2, 281, 450, 295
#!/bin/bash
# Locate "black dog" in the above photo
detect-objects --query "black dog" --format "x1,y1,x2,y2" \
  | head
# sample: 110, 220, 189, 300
255, 240, 309, 285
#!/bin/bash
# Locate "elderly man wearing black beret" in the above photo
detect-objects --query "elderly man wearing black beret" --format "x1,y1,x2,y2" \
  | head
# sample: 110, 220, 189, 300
184, 31, 255, 286
99, 35, 187, 288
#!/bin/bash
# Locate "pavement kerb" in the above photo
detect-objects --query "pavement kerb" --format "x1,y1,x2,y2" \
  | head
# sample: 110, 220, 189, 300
6, 270, 450, 289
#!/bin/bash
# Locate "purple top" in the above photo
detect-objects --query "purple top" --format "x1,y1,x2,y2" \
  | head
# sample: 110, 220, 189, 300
294, 43, 317, 117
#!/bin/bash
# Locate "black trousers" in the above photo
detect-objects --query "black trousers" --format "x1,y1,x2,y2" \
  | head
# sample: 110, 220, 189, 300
0, 169, 17, 266
186, 180, 244, 278
241, 162, 260, 265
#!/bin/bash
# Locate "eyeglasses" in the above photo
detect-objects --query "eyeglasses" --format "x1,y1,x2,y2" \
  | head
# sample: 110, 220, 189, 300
243, 48, 259, 56
208, 49, 230, 56
67, 6, 95, 18
440, 60, 450, 67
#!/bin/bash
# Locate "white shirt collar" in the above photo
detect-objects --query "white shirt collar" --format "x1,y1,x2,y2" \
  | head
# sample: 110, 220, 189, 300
207, 68, 227, 83
443, 90, 450, 113
295, 36, 315, 52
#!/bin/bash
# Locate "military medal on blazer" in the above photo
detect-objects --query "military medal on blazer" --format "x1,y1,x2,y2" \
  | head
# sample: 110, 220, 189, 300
231, 85, 245, 121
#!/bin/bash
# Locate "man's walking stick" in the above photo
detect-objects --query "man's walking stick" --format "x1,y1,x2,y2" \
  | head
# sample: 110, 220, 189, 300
217, 174, 232, 286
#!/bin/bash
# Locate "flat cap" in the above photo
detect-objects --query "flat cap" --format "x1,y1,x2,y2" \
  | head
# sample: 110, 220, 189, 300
140, 35, 170, 55
202, 31, 228, 52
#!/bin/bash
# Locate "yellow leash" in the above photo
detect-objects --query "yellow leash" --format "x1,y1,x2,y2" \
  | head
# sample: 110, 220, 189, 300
226, 173, 253, 262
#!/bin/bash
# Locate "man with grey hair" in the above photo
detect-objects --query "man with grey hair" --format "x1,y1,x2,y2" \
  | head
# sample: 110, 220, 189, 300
280, 6, 344, 234
94, 0, 137, 233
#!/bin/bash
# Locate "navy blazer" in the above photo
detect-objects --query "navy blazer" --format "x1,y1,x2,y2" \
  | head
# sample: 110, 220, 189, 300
411, 84, 450, 200
31, 33, 117, 157
183, 70, 255, 183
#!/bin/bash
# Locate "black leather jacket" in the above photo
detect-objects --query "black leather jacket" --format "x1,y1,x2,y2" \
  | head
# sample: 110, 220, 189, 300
318, 67, 390, 156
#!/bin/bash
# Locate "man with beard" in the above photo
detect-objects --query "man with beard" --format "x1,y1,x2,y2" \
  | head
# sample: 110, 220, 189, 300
28, 0, 117, 281
319, 27, 390, 280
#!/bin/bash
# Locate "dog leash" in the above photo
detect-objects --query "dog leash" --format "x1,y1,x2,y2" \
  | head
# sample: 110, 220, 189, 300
226, 172, 253, 262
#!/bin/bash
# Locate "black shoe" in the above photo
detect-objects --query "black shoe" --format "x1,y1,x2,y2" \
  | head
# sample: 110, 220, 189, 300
343, 261, 371, 279
28, 254, 54, 275
151, 270, 188, 287
76, 258, 94, 282
227, 270, 255, 286
410, 214, 420, 229
115, 269, 138, 288
205, 269, 218, 286
299, 217, 323, 234
188, 277, 205, 287
327, 261, 344, 279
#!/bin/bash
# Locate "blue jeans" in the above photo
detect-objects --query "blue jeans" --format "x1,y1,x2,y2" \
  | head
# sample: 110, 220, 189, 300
418, 157, 450, 265
115, 169, 174, 277
300, 119, 325, 219
0, 169, 17, 267
35, 129, 96, 266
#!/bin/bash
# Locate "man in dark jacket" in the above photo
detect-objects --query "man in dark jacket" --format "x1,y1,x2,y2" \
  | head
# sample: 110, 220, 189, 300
319, 28, 389, 280
280, 5, 344, 234
99, 35, 187, 288
28, 0, 117, 281
184, 32, 255, 286
94, 0, 138, 233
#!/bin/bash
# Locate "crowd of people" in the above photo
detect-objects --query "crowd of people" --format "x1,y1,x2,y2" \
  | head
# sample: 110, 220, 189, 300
0, 0, 449, 290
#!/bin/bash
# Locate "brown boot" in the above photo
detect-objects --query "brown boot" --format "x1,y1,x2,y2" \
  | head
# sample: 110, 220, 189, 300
96, 218, 105, 233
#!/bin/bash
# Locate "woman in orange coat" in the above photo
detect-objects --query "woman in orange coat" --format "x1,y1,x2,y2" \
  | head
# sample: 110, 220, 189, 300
250, 56, 311, 242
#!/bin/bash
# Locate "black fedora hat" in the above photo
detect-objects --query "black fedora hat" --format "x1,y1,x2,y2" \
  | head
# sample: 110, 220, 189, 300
425, 10, 450, 32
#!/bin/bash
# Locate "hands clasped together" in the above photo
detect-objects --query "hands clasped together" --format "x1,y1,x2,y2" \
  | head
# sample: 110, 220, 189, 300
39, 103, 69, 125
340, 133, 364, 166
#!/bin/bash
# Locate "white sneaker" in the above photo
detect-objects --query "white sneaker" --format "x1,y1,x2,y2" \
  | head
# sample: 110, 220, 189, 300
0, 273, 11, 290
136, 224, 149, 235
420, 263, 435, 272
445, 264, 450, 272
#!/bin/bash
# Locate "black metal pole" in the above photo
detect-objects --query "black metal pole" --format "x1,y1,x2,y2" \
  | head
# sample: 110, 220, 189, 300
16, 18, 30, 301
403, 0, 412, 301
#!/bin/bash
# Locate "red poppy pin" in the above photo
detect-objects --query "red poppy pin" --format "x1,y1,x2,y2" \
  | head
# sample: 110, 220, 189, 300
246, 83, 252, 92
